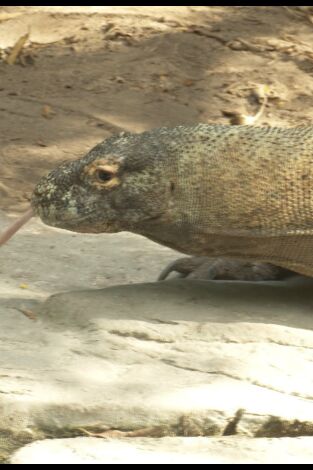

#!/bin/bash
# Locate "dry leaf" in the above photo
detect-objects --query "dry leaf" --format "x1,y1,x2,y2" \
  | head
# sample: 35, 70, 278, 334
222, 83, 269, 126
41, 105, 55, 119
183, 79, 194, 87
114, 76, 125, 83
106, 30, 132, 40
6, 33, 29, 65
222, 95, 268, 126
18, 308, 37, 321
253, 84, 270, 102
64, 36, 78, 45
36, 140, 48, 147
102, 22, 115, 34
222, 110, 258, 125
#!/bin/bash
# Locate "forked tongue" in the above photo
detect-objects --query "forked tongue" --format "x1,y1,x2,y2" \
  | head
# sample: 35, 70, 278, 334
0, 208, 34, 246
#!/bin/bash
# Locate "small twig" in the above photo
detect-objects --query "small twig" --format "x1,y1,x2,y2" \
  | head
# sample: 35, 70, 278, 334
17, 308, 37, 322
79, 425, 170, 439
187, 26, 228, 45
5, 33, 29, 65
226, 37, 268, 53
222, 95, 268, 126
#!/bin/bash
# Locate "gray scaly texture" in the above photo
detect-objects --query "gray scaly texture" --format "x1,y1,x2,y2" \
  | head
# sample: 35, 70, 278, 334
31, 124, 313, 277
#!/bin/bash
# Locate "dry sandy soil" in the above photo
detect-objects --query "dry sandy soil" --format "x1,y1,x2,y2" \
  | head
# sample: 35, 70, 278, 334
2, 6, 313, 214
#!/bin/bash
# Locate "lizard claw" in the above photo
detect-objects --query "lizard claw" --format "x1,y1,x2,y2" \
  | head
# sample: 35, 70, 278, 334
158, 256, 296, 281
158, 256, 212, 280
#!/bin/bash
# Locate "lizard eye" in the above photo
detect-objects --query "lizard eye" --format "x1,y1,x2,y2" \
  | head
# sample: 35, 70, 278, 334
85, 161, 120, 188
96, 169, 113, 182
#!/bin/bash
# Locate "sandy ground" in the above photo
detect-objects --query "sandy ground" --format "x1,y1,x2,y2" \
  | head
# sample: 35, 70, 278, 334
2, 6, 313, 215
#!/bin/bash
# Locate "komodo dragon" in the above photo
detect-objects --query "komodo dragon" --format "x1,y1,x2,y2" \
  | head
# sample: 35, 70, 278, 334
3, 123, 313, 281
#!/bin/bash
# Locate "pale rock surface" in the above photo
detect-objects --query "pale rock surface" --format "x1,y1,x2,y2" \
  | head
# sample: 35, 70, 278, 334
10, 436, 313, 465
0, 213, 312, 462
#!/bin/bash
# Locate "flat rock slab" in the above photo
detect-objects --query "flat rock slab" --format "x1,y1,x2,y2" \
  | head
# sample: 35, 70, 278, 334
1, 278, 313, 462
1, 213, 313, 461
10, 436, 313, 465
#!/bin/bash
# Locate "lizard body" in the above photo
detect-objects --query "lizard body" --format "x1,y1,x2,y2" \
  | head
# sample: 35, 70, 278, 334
31, 124, 313, 278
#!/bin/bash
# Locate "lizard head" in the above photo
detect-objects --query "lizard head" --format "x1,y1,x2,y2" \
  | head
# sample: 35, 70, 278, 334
31, 131, 172, 234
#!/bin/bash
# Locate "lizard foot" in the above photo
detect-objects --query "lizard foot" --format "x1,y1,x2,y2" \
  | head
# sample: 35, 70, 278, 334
158, 257, 296, 281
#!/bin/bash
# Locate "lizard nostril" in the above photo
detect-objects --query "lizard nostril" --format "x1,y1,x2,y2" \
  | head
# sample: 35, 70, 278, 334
33, 184, 45, 196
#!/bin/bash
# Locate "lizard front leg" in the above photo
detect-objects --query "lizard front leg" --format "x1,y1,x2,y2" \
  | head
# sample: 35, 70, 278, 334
158, 257, 297, 281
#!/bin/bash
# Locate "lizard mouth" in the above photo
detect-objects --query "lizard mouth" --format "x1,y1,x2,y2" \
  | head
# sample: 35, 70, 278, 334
34, 204, 120, 234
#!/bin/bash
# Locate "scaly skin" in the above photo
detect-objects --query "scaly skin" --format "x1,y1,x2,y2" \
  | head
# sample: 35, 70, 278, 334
31, 124, 313, 278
